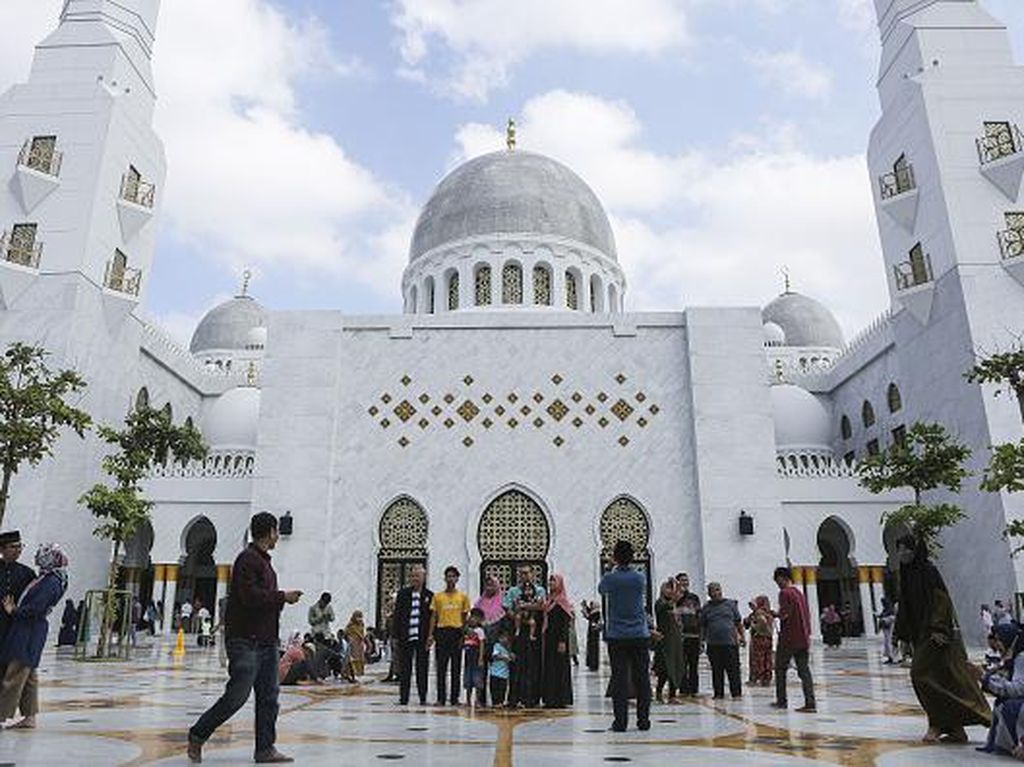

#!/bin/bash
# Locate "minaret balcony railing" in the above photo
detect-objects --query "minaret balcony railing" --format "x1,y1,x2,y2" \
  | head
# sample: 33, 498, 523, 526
977, 123, 1024, 166
879, 165, 915, 200
119, 174, 156, 208
997, 227, 1024, 260
17, 139, 62, 178
0, 231, 42, 269
104, 260, 142, 296
893, 253, 933, 291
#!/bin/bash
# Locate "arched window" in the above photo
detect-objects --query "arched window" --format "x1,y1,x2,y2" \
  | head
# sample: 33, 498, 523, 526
376, 498, 428, 627
423, 276, 435, 315
502, 263, 523, 304
533, 265, 552, 306
862, 400, 876, 428
887, 383, 902, 413
161, 402, 173, 422
135, 387, 149, 411
590, 274, 604, 312
565, 270, 579, 310
478, 490, 549, 592
447, 272, 460, 311
840, 415, 852, 440
599, 497, 653, 611
475, 265, 492, 306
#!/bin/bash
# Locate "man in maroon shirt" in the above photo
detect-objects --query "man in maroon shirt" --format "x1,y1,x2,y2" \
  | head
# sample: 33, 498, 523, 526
771, 566, 816, 713
188, 513, 303, 763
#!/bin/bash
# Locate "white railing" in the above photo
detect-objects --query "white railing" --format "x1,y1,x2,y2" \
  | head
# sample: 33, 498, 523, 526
17, 139, 62, 178
119, 174, 155, 208
893, 253, 933, 291
104, 259, 142, 296
150, 450, 255, 479
0, 231, 42, 269
998, 227, 1024, 260
777, 451, 858, 479
879, 165, 915, 200
977, 123, 1024, 166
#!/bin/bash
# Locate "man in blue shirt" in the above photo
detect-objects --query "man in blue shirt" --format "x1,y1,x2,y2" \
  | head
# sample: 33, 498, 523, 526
598, 540, 651, 732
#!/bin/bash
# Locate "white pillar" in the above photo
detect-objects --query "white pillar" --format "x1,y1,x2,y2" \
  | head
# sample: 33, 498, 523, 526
162, 564, 179, 635
802, 566, 821, 639
859, 567, 877, 636
151, 564, 166, 629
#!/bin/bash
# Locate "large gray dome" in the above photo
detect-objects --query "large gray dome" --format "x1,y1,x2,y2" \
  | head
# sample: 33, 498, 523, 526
410, 150, 617, 262
190, 296, 267, 354
762, 291, 844, 349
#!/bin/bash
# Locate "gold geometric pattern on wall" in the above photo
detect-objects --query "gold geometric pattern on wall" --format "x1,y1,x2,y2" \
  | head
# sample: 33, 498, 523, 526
368, 373, 661, 449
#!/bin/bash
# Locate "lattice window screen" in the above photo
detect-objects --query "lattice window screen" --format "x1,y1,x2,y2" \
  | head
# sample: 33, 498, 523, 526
502, 263, 523, 304
533, 266, 552, 305
475, 266, 492, 306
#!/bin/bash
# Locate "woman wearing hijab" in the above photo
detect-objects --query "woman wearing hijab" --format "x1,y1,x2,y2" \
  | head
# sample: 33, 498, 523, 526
0, 543, 68, 729
57, 599, 78, 647
474, 575, 505, 705
749, 595, 774, 686
979, 621, 1024, 756
582, 600, 602, 672
345, 611, 367, 677
894, 535, 991, 743
541, 573, 574, 708
653, 579, 684, 703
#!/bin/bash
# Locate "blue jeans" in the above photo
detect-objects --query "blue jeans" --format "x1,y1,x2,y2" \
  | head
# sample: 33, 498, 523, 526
190, 638, 280, 755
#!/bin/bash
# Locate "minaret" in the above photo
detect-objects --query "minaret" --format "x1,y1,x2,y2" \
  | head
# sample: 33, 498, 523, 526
867, 0, 1024, 639
0, 0, 166, 313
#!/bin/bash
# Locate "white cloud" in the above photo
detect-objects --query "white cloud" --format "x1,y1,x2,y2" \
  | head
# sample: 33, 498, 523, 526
390, 0, 690, 101
0, 0, 412, 301
454, 90, 889, 338
746, 49, 834, 100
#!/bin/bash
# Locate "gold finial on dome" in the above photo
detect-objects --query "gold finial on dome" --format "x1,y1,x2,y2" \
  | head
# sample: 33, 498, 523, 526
246, 361, 258, 387
240, 269, 252, 298
781, 266, 792, 294
506, 117, 517, 152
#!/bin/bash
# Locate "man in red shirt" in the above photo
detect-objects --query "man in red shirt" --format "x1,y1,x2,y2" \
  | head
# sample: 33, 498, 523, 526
771, 567, 816, 713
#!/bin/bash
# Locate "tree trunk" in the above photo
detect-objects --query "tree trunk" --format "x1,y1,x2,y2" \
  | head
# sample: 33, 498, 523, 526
1015, 386, 1024, 425
96, 538, 122, 658
0, 467, 11, 527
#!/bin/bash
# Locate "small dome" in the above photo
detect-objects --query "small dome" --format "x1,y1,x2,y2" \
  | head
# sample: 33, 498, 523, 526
245, 326, 267, 349
410, 150, 617, 262
201, 386, 260, 449
763, 321, 786, 347
190, 296, 268, 354
762, 292, 844, 349
770, 383, 832, 451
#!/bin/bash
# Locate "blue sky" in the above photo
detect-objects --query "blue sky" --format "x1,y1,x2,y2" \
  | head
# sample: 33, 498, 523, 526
3, 0, 1024, 345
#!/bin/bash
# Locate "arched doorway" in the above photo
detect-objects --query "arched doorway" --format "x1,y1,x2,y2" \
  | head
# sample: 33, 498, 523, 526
180, 517, 217, 617
122, 520, 154, 605
599, 497, 653, 611
478, 489, 550, 592
376, 497, 429, 628
816, 517, 863, 636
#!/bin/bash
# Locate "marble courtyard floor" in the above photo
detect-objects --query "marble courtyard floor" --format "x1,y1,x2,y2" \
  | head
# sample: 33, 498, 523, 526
0, 638, 1012, 766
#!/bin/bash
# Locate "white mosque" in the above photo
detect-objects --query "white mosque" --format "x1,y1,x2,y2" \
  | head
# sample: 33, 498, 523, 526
0, 0, 1022, 644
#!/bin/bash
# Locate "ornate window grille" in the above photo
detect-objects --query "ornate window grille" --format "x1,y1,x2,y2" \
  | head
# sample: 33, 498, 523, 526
105, 250, 142, 296
2, 223, 42, 268
376, 498, 429, 626
448, 272, 460, 310
879, 154, 915, 199
502, 263, 523, 304
599, 498, 653, 611
475, 265, 492, 306
862, 400, 875, 428
18, 136, 61, 177
887, 383, 902, 413
533, 266, 552, 305
840, 415, 852, 441
120, 165, 156, 208
893, 243, 932, 290
565, 271, 579, 310
478, 490, 549, 592
998, 212, 1024, 260
978, 122, 1023, 165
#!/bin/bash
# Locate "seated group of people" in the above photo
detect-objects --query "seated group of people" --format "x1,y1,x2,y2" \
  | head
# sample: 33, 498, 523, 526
979, 620, 1024, 759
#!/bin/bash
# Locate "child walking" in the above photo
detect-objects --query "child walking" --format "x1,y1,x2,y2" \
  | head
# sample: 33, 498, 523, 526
463, 608, 486, 706
489, 629, 514, 708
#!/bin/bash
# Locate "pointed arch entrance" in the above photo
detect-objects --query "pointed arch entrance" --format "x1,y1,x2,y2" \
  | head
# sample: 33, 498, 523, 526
477, 489, 550, 592
599, 497, 653, 611
816, 517, 863, 636
180, 516, 217, 617
376, 497, 428, 628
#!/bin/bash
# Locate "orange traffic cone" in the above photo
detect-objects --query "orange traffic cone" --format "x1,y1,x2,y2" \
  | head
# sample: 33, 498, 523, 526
173, 627, 186, 658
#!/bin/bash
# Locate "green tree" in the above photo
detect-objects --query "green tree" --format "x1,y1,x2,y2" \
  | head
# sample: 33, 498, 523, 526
0, 342, 91, 525
858, 422, 972, 551
80, 404, 206, 656
967, 347, 1024, 422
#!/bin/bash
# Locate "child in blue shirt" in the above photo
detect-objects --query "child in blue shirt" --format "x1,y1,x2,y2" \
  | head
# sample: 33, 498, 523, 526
489, 628, 514, 708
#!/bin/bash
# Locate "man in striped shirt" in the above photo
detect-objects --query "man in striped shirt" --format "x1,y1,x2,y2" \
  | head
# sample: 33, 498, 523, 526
391, 565, 433, 705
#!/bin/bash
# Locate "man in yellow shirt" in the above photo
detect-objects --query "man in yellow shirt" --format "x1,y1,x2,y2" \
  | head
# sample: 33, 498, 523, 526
429, 565, 470, 705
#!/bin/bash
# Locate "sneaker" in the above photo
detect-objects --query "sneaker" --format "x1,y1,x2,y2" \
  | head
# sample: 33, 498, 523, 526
187, 737, 203, 764
795, 705, 817, 713
609, 723, 627, 733
254, 749, 295, 764
638, 721, 651, 731
769, 701, 787, 709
